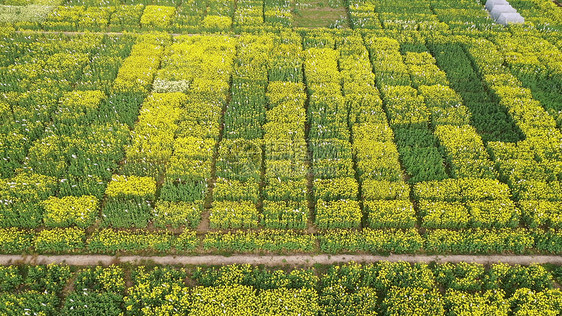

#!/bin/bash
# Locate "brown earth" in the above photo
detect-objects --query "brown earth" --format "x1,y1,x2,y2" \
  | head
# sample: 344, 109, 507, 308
2, 254, 561, 266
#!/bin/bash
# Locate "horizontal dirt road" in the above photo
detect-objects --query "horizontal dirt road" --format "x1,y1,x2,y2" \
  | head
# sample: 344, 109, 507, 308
1, 254, 561, 266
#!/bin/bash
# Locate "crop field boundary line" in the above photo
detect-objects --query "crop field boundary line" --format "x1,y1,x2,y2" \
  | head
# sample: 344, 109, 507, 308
1, 254, 561, 266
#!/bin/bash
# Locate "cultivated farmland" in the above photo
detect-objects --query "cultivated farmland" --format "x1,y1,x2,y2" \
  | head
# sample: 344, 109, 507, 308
0, 0, 562, 314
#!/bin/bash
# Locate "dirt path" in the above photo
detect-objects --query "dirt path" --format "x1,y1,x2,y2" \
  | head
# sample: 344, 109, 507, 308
1, 254, 561, 266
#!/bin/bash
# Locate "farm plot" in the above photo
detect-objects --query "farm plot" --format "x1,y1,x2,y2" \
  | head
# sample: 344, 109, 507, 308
0, 261, 561, 314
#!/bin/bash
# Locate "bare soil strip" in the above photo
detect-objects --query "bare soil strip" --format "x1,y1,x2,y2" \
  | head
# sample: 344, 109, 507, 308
1, 254, 561, 266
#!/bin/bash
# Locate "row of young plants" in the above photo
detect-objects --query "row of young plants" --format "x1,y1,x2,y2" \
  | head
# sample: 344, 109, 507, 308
304, 33, 363, 230
99, 33, 173, 229
2, 226, 562, 254
4, 0, 295, 32
1, 262, 561, 315
337, 33, 416, 231
262, 32, 310, 230
209, 34, 271, 229
157, 35, 234, 220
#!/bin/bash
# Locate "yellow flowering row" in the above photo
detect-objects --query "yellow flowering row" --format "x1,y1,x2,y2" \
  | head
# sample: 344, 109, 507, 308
315, 199, 362, 229
414, 178, 511, 202
152, 201, 202, 229
262, 200, 308, 229
338, 35, 412, 229
303, 35, 363, 232
2, 226, 561, 255
34, 227, 85, 253
112, 33, 168, 94
203, 230, 315, 253
434, 125, 497, 179
87, 229, 173, 254
366, 200, 416, 229
54, 90, 106, 124
519, 200, 562, 229
42, 6, 113, 31
425, 228, 534, 254
123, 92, 186, 177
313, 177, 358, 201
383, 287, 444, 315
140, 5, 175, 29
42, 195, 99, 228
419, 198, 520, 229
209, 200, 260, 229
105, 175, 156, 200
264, 178, 307, 202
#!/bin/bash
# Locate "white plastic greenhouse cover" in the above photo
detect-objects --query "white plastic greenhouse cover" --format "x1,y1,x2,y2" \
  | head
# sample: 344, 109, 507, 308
490, 5, 518, 20
497, 12, 525, 25
485, 0, 509, 11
